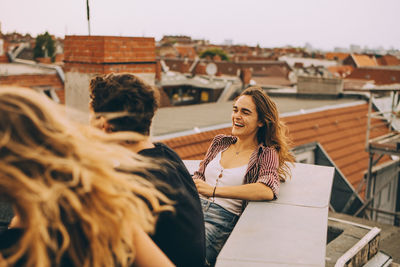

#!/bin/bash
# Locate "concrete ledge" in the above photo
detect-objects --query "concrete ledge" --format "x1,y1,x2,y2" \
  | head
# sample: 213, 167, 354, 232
183, 161, 334, 267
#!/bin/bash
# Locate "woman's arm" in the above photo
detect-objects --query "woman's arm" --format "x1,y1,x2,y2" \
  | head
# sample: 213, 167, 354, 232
132, 225, 175, 267
194, 179, 274, 201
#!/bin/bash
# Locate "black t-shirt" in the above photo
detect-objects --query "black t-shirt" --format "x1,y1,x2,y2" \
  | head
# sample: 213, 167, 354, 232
0, 201, 13, 234
139, 143, 205, 267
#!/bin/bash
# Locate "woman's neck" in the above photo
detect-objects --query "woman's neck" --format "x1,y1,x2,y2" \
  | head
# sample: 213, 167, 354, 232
235, 136, 258, 151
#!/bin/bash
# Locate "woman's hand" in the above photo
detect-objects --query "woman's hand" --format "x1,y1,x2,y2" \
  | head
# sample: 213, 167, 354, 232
194, 179, 214, 197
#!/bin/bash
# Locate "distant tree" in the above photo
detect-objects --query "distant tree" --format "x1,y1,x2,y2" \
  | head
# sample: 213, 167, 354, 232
199, 48, 229, 61
33, 31, 55, 61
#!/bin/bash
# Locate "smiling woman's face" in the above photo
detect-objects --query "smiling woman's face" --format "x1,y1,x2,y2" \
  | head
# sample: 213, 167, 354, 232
231, 95, 262, 141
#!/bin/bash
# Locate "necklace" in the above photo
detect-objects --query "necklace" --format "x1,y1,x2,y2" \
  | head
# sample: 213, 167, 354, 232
234, 145, 257, 156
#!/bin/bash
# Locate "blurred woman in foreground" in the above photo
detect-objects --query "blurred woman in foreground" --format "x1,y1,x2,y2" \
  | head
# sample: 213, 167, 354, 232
0, 87, 174, 267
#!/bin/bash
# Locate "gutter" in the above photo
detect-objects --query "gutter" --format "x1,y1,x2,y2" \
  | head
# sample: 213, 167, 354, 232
334, 226, 381, 267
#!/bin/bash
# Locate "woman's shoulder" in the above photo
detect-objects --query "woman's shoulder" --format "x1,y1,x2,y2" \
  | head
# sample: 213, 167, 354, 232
211, 134, 236, 145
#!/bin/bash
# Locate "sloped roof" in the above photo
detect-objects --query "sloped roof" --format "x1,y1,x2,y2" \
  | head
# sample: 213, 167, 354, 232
162, 58, 291, 77
174, 45, 197, 60
343, 78, 373, 90
346, 67, 400, 85
325, 53, 350, 61
351, 54, 378, 67
376, 55, 400, 66
162, 103, 390, 197
327, 65, 354, 78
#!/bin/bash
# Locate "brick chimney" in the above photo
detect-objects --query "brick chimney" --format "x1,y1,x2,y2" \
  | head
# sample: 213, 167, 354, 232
64, 35, 156, 121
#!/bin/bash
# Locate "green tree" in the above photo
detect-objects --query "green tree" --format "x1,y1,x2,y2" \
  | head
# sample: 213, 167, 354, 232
199, 48, 229, 61
34, 31, 55, 61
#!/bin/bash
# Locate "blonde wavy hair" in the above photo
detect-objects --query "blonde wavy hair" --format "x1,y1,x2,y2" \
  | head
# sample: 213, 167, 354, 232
0, 87, 172, 267
239, 87, 294, 181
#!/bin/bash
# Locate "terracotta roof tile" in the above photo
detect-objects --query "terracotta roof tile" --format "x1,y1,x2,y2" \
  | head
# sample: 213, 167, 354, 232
351, 54, 378, 67
346, 67, 400, 85
376, 55, 400, 66
325, 53, 350, 61
327, 65, 354, 78
174, 45, 197, 60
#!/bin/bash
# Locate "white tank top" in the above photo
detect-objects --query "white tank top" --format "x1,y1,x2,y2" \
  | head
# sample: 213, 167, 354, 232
203, 150, 248, 215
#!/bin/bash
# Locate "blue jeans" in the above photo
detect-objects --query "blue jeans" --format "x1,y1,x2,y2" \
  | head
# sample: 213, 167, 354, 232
201, 198, 239, 266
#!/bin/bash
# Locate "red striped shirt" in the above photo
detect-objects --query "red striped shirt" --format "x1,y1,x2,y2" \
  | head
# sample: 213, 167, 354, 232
193, 134, 280, 211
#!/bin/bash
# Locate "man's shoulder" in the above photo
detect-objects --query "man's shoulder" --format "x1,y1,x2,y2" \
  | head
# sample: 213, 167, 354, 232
151, 143, 185, 165
142, 143, 192, 182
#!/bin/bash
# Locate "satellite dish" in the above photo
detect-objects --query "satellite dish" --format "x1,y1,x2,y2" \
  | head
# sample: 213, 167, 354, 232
206, 63, 217, 76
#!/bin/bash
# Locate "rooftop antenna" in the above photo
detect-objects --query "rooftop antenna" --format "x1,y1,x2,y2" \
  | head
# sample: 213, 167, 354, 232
86, 0, 91, 35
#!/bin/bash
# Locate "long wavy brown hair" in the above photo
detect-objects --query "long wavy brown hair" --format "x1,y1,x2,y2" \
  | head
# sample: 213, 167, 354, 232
0, 87, 172, 267
239, 86, 294, 181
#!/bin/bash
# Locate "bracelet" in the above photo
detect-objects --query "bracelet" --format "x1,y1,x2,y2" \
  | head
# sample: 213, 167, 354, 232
212, 186, 217, 199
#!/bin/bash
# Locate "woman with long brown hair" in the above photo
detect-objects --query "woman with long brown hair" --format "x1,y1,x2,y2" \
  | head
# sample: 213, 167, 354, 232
193, 86, 294, 266
0, 87, 174, 267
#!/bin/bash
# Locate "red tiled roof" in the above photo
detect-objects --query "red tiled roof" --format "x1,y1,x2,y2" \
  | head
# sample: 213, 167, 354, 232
174, 45, 197, 60
162, 103, 390, 198
343, 79, 373, 91
327, 65, 354, 78
376, 55, 400, 66
163, 58, 291, 77
325, 53, 350, 61
346, 67, 400, 85
351, 54, 378, 67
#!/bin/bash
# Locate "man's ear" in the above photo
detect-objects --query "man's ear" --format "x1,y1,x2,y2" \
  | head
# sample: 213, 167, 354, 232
103, 120, 114, 133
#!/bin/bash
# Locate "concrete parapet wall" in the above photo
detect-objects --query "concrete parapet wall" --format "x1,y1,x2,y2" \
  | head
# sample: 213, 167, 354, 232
298, 76, 343, 95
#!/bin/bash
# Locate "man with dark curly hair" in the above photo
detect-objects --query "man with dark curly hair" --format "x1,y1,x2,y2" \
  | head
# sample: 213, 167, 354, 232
89, 73, 205, 267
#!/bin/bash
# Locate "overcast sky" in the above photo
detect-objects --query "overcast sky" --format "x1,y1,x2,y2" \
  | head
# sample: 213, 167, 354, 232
1, 0, 399, 50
